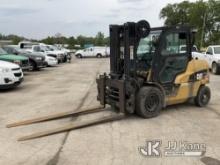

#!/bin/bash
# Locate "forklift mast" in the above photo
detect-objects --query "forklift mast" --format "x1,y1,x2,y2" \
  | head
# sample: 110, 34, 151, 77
97, 20, 151, 113
109, 21, 150, 79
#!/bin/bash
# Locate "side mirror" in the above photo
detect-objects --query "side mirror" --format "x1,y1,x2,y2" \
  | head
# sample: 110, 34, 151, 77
206, 52, 212, 55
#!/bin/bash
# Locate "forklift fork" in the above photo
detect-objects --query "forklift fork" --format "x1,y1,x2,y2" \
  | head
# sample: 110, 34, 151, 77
6, 106, 105, 128
7, 105, 126, 141
17, 113, 125, 141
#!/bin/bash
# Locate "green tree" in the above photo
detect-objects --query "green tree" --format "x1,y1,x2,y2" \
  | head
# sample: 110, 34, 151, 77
160, 0, 220, 48
41, 37, 55, 45
95, 32, 105, 46
160, 1, 192, 26
67, 36, 76, 49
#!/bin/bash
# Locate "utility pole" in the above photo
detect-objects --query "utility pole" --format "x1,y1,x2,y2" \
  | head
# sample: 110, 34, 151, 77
200, 11, 207, 48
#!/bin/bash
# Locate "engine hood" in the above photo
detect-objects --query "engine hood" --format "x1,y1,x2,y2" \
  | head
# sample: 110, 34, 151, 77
0, 60, 20, 68
0, 54, 28, 61
75, 50, 83, 54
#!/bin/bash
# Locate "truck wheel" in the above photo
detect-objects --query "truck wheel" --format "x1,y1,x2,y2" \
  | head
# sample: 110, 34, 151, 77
29, 60, 37, 71
194, 86, 211, 107
76, 54, 82, 58
96, 54, 102, 58
212, 63, 220, 75
63, 56, 67, 62
136, 87, 163, 118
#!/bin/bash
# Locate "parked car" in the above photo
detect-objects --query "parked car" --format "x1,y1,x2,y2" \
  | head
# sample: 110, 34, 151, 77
19, 42, 63, 63
58, 47, 72, 62
45, 45, 67, 62
75, 46, 110, 58
30, 45, 63, 63
0, 60, 23, 89
44, 55, 58, 67
0, 47, 30, 71
192, 45, 220, 74
2, 45, 46, 71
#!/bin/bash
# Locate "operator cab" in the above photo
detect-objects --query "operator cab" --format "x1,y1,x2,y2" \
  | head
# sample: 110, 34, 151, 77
109, 21, 193, 84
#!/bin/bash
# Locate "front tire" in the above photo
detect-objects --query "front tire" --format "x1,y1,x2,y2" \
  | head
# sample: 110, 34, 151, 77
76, 54, 82, 58
63, 56, 67, 62
29, 60, 37, 71
194, 86, 211, 107
212, 63, 220, 75
136, 87, 163, 118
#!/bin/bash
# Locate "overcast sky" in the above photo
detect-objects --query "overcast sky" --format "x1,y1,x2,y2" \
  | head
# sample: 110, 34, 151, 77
0, 0, 196, 39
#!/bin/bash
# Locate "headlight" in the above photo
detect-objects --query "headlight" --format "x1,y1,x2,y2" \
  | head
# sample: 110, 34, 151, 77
35, 57, 42, 60
48, 58, 54, 61
14, 60, 21, 65
0, 68, 10, 73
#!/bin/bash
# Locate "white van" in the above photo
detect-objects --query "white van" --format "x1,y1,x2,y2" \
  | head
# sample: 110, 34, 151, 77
75, 46, 110, 58
0, 60, 23, 89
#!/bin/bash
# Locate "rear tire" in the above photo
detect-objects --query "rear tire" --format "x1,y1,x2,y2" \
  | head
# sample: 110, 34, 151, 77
96, 54, 102, 58
212, 62, 220, 75
136, 87, 163, 118
194, 86, 211, 107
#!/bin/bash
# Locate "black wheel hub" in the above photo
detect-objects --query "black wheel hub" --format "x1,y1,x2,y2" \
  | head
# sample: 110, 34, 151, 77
145, 93, 159, 112
201, 92, 209, 104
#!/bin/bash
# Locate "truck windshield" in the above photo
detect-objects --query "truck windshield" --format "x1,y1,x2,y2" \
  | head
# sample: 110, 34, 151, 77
214, 47, 220, 54
46, 45, 58, 51
41, 46, 50, 51
51, 46, 59, 51
0, 48, 7, 55
137, 31, 161, 60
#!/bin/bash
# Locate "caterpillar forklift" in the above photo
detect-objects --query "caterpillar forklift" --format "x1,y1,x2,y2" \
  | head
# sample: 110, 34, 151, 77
7, 20, 211, 141
96, 20, 211, 118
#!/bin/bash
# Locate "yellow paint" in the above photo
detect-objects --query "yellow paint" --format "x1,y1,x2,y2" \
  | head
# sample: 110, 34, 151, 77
174, 59, 209, 84
166, 59, 209, 105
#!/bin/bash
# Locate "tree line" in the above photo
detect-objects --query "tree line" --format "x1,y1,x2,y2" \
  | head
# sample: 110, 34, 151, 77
0, 32, 109, 49
1, 0, 220, 49
160, 0, 220, 48
41, 32, 109, 49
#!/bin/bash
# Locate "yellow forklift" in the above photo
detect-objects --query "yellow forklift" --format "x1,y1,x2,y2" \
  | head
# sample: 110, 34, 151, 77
7, 20, 211, 141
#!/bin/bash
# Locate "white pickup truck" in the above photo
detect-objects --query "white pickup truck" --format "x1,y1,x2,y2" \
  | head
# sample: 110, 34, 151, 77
75, 47, 110, 58
192, 45, 220, 74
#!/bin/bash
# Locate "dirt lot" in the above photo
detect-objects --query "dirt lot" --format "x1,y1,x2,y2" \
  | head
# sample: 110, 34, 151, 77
0, 58, 219, 165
